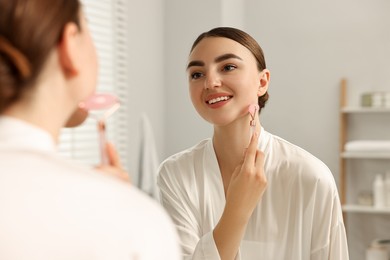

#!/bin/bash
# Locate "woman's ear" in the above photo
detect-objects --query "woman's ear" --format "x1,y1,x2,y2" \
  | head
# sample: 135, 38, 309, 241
258, 69, 270, 96
57, 22, 80, 78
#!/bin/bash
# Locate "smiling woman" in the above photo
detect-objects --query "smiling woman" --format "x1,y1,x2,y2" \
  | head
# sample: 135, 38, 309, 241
157, 26, 349, 260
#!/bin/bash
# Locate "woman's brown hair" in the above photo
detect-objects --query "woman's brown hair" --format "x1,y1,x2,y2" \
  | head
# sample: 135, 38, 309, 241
0, 0, 81, 112
190, 27, 269, 112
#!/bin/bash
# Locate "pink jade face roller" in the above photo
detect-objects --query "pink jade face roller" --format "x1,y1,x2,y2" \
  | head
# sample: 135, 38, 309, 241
248, 104, 259, 140
79, 93, 120, 165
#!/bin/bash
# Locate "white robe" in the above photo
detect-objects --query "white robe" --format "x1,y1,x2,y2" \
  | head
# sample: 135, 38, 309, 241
0, 116, 181, 260
158, 127, 349, 260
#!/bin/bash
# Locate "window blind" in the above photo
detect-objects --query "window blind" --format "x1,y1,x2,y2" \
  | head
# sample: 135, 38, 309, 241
58, 0, 130, 171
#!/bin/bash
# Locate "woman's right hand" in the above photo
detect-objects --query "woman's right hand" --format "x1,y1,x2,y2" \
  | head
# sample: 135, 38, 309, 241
225, 131, 267, 222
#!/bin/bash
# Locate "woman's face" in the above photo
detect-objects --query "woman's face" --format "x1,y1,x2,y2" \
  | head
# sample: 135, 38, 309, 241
187, 37, 265, 126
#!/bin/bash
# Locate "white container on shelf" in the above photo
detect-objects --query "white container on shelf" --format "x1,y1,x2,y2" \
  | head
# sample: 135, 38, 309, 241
384, 92, 390, 108
366, 239, 390, 260
372, 92, 383, 107
373, 174, 386, 208
366, 245, 388, 260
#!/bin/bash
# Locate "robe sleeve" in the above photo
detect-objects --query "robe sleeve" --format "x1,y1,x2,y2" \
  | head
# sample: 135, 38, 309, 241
157, 164, 221, 260
328, 194, 349, 260
310, 185, 349, 260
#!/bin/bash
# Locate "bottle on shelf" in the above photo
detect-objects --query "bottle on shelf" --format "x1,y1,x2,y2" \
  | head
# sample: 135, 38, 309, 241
366, 239, 390, 260
373, 174, 386, 208
385, 172, 390, 208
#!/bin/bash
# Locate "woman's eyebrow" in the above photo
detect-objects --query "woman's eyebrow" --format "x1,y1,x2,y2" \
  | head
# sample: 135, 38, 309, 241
214, 53, 242, 63
187, 60, 204, 70
187, 53, 242, 70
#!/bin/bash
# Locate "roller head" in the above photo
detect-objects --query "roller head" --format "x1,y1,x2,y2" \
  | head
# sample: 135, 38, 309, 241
79, 93, 119, 110
248, 104, 259, 118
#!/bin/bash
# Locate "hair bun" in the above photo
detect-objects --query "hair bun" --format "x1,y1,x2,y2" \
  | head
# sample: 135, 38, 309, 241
0, 36, 31, 79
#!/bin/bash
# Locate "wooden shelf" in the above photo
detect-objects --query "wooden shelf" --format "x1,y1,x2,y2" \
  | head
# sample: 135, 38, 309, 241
339, 79, 390, 222
342, 204, 390, 214
341, 152, 390, 159
341, 107, 390, 113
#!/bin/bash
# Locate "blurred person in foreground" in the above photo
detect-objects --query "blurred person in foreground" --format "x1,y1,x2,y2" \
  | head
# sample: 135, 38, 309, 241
0, 0, 180, 259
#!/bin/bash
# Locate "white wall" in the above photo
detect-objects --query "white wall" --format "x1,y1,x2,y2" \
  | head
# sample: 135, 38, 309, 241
125, 1, 165, 184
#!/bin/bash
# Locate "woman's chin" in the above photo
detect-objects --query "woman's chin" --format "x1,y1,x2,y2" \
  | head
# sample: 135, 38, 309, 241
65, 107, 89, 128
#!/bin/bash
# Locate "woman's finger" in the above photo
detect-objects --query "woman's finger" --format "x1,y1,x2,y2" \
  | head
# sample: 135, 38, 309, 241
106, 142, 122, 168
242, 131, 259, 167
254, 150, 265, 173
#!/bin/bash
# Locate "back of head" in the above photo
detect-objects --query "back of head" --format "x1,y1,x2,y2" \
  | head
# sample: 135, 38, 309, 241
0, 0, 80, 113
190, 27, 269, 110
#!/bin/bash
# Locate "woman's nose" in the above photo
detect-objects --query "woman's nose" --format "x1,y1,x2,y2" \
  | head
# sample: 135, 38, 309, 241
204, 72, 221, 90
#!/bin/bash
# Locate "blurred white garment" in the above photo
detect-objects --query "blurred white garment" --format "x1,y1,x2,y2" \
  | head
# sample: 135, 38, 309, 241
0, 116, 181, 260
138, 113, 160, 200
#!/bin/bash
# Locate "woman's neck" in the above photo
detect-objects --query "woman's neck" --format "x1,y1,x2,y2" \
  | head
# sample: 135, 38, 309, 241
3, 82, 74, 144
212, 115, 261, 176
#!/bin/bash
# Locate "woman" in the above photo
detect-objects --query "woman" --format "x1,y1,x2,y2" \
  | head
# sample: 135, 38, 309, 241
0, 0, 180, 259
158, 27, 349, 260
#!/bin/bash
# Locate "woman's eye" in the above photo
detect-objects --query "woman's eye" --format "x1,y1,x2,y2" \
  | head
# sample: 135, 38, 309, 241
191, 72, 203, 79
223, 64, 236, 71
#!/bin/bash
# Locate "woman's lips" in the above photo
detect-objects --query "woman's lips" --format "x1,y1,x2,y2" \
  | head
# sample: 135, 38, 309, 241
205, 94, 232, 108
